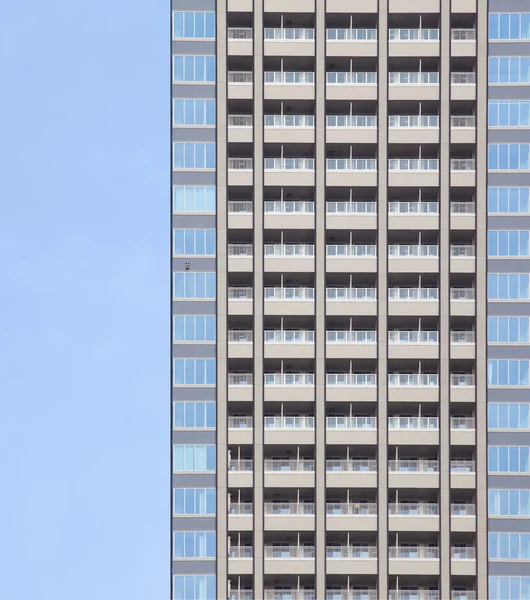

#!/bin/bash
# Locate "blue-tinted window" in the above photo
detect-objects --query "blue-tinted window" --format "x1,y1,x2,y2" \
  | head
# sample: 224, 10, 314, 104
489, 101, 530, 127
173, 359, 216, 385
489, 403, 530, 429
173, 186, 216, 213
488, 273, 530, 300
488, 317, 530, 343
489, 13, 530, 40
173, 445, 216, 471
489, 532, 530, 559
488, 230, 530, 256
173, 229, 216, 255
173, 12, 215, 39
488, 446, 530, 472
173, 316, 216, 342
488, 188, 530, 213
173, 143, 216, 169
488, 360, 530, 386
173, 55, 216, 83
488, 144, 530, 170
173, 99, 215, 126
173, 402, 216, 429
173, 272, 216, 300
489, 56, 530, 83
173, 531, 216, 558
173, 575, 216, 600
490, 577, 530, 600
489, 489, 530, 516
173, 488, 216, 515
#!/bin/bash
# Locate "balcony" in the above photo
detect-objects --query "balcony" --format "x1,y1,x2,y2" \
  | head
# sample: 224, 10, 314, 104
264, 71, 315, 100
264, 243, 315, 273
450, 374, 475, 403
326, 501, 377, 532
451, 115, 476, 144
327, 330, 377, 359
264, 415, 315, 445
264, 545, 315, 575
228, 459, 253, 488
264, 458, 315, 488
388, 158, 439, 187
451, 244, 475, 274
326, 590, 378, 600
264, 113, 314, 144
264, 27, 315, 57
388, 244, 439, 273
389, 502, 440, 531
326, 244, 377, 274
228, 27, 253, 56
228, 157, 253, 186
326, 158, 377, 186
326, 201, 377, 229
326, 545, 377, 575
326, 71, 377, 101
326, 458, 378, 488
388, 374, 439, 404
228, 501, 253, 531
389, 545, 440, 576
451, 593, 476, 600
265, 329, 314, 360
230, 590, 253, 600
326, 286, 377, 317
264, 589, 315, 600
389, 591, 439, 600
451, 459, 476, 488
228, 330, 252, 359
451, 416, 475, 445
388, 72, 439, 101
389, 29, 440, 58
327, 415, 377, 445
388, 114, 439, 144
326, 28, 377, 58
228, 373, 253, 402
264, 286, 314, 317
388, 459, 439, 489
451, 29, 477, 58
450, 288, 475, 317
264, 372, 314, 403
228, 114, 253, 143
451, 546, 476, 576
228, 416, 253, 445
264, 501, 315, 531
388, 201, 439, 230
264, 199, 315, 229
228, 286, 253, 316
327, 114, 377, 144
327, 373, 377, 403
228, 545, 253, 575
228, 71, 253, 100
389, 415, 439, 445
228, 243, 253, 272
264, 157, 315, 186
388, 287, 439, 317
451, 330, 475, 360
388, 330, 438, 360
228, 200, 253, 228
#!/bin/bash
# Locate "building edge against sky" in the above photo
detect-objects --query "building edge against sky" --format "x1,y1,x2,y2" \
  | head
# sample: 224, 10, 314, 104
171, 0, 530, 598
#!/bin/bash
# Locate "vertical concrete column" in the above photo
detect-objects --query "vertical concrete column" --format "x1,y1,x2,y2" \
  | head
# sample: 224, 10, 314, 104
315, 0, 326, 597
216, 1, 228, 597
475, 1, 489, 596
252, 1, 265, 596
376, 1, 389, 596
439, 1, 451, 597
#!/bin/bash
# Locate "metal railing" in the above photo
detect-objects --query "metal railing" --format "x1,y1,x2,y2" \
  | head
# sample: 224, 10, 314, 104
327, 115, 377, 128
265, 114, 314, 127
326, 591, 378, 600
450, 374, 475, 386
264, 416, 315, 429
228, 243, 253, 256
228, 417, 253, 428
326, 244, 377, 257
228, 27, 253, 39
228, 330, 253, 343
388, 201, 439, 214
228, 158, 253, 170
451, 503, 476, 516
327, 330, 377, 343
265, 158, 314, 170
389, 592, 439, 600
326, 459, 377, 472
264, 502, 315, 515
327, 72, 377, 84
326, 545, 377, 558
452, 28, 476, 40
388, 244, 439, 257
228, 200, 253, 213
451, 459, 476, 473
228, 115, 253, 127
264, 373, 315, 386
389, 287, 439, 301
327, 416, 377, 429
229, 546, 253, 558
327, 373, 377, 386
264, 330, 314, 343
388, 373, 439, 386
265, 71, 314, 84
230, 591, 254, 600
388, 416, 439, 429
264, 286, 314, 300
264, 244, 315, 257
389, 72, 439, 84
450, 288, 475, 300
390, 502, 440, 515
389, 546, 439, 559
264, 27, 314, 40
264, 200, 314, 213
451, 201, 475, 213
389, 115, 439, 128
228, 71, 252, 83
388, 330, 439, 343
389, 459, 439, 472
451, 72, 476, 84
228, 287, 253, 299
451, 115, 476, 127
451, 331, 475, 343
389, 28, 439, 40
264, 591, 315, 600
451, 547, 476, 559
326, 502, 377, 515
451, 244, 475, 257
327, 287, 376, 300
228, 502, 253, 515
326, 158, 377, 171
264, 458, 315, 472
451, 158, 476, 171
228, 373, 253, 385
264, 545, 315, 558
451, 417, 476, 429
451, 593, 476, 600
228, 459, 253, 471
389, 158, 439, 171
327, 201, 377, 214
327, 28, 377, 40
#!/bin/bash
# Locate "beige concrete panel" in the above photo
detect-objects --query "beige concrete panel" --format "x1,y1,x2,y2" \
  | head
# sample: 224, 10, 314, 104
264, 515, 315, 531
227, 0, 252, 11
228, 472, 253, 488
327, 0, 377, 12
228, 128, 253, 144
326, 172, 378, 187
325, 387, 378, 403
228, 558, 254, 575
388, 258, 439, 274
389, 515, 440, 532
450, 473, 476, 489
326, 344, 378, 360
388, 387, 440, 403
451, 213, 475, 229
326, 257, 378, 273
228, 213, 253, 229
326, 429, 378, 445
388, 85, 440, 101
451, 515, 476, 533
228, 386, 253, 402
450, 84, 476, 101
450, 127, 476, 144
228, 299, 253, 316
389, 558, 440, 576
450, 343, 475, 360
388, 343, 439, 360
450, 300, 475, 317
450, 172, 476, 187
227, 83, 253, 100
228, 342, 253, 359
264, 257, 315, 273
228, 256, 253, 272
326, 85, 377, 101
450, 256, 476, 273
451, 559, 476, 576
263, 387, 315, 403
388, 128, 440, 145
451, 40, 477, 57
228, 40, 252, 56
450, 429, 475, 446
388, 171, 439, 187
388, 300, 440, 317
326, 41, 378, 57
388, 429, 439, 446
388, 215, 439, 230
326, 300, 378, 317
264, 214, 315, 230
454, 0, 477, 12
326, 214, 377, 230
227, 171, 253, 186
263, 171, 315, 187
449, 386, 476, 403
263, 558, 315, 575
228, 515, 253, 531
228, 429, 253, 445
326, 515, 378, 532
264, 0, 314, 11
389, 41, 440, 57
263, 84, 315, 101
264, 128, 314, 145
326, 558, 378, 575
326, 128, 378, 145
264, 41, 315, 57
388, 473, 440, 488
389, 0, 440, 11
263, 429, 315, 446
264, 343, 315, 360
264, 299, 315, 316
264, 472, 315, 488
326, 472, 378, 488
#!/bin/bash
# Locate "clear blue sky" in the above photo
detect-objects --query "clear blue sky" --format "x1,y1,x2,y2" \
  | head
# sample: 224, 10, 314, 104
0, 2, 168, 598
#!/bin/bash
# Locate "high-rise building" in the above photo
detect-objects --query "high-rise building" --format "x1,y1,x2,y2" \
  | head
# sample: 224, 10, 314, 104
171, 1, 530, 599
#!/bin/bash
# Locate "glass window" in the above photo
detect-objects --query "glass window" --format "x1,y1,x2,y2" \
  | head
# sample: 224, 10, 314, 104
488, 231, 530, 256
173, 402, 216, 428
172, 55, 216, 83
173, 316, 216, 342
173, 359, 216, 385
173, 445, 216, 472
488, 317, 530, 343
173, 12, 215, 39
173, 488, 216, 515
489, 533, 530, 560
488, 447, 530, 472
488, 144, 530, 170
173, 143, 216, 169
173, 531, 216, 558
173, 272, 216, 300
173, 186, 216, 213
173, 575, 216, 600
489, 102, 530, 128
173, 229, 216, 255
489, 57, 530, 84
489, 14, 530, 40
173, 99, 216, 126
489, 273, 530, 300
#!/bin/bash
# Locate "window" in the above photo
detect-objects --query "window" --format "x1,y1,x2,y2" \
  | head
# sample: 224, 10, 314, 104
173, 186, 216, 213
173, 488, 216, 515
489, 533, 530, 559
488, 188, 530, 213
490, 577, 530, 600
488, 144, 530, 170
489, 403, 530, 429
489, 14, 530, 40
173, 99, 215, 126
173, 359, 216, 385
173, 575, 216, 600
172, 12, 215, 39
488, 360, 530, 386
173, 229, 216, 256
489, 101, 530, 127
173, 272, 216, 300
173, 316, 216, 343
173, 445, 216, 472
173, 402, 216, 428
488, 56, 530, 83
173, 143, 216, 169
173, 531, 216, 559
488, 317, 530, 343
488, 230, 530, 256
488, 446, 530, 472
173, 55, 216, 83
488, 273, 530, 300
489, 489, 530, 516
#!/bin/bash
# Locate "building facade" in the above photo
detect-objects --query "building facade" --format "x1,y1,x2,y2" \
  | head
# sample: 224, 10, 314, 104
171, 1, 529, 599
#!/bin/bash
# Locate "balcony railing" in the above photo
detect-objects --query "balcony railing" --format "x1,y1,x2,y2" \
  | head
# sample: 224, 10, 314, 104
450, 417, 476, 429
229, 459, 253, 471
228, 286, 253, 299
327, 416, 377, 429
388, 416, 439, 429
228, 502, 253, 515
389, 592, 439, 600
327, 72, 377, 84
451, 373, 475, 386
451, 503, 476, 516
264, 27, 315, 40
327, 373, 377, 386
228, 115, 253, 127
326, 545, 377, 558
327, 287, 377, 300
265, 158, 314, 170
389, 158, 439, 171
327, 502, 377, 515
228, 71, 253, 83
228, 373, 253, 385
228, 416, 253, 429
265, 71, 314, 84
228, 243, 253, 256
265, 373, 315, 386
264, 545, 315, 558
388, 244, 439, 257
451, 547, 476, 559
326, 459, 377, 472
451, 592, 476, 600
265, 114, 314, 127
451, 459, 476, 473
389, 546, 439, 559
326, 158, 377, 171
265, 590, 315, 600
390, 502, 440, 515
265, 416, 315, 428
452, 28, 476, 40
388, 373, 439, 386
264, 200, 314, 213
389, 459, 439, 472
327, 115, 377, 128
389, 72, 439, 84
388, 201, 439, 214
451, 331, 475, 343
451, 288, 475, 300
265, 458, 315, 472
327, 201, 377, 214
451, 201, 475, 213
389, 287, 439, 301
264, 502, 315, 515
230, 591, 254, 600
389, 28, 439, 41
388, 330, 438, 343
451, 115, 476, 128
327, 330, 377, 343
229, 546, 253, 558
264, 244, 314, 257
451, 244, 475, 257
327, 28, 377, 40
389, 115, 439, 128
228, 27, 253, 39
228, 158, 253, 170
228, 330, 253, 343
451, 159, 476, 171
228, 200, 253, 213
326, 244, 377, 257
265, 330, 314, 343
264, 286, 314, 300
451, 72, 476, 84
326, 590, 378, 600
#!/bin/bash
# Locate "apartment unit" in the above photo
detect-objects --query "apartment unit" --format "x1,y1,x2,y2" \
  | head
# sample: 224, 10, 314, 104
171, 1, 529, 599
